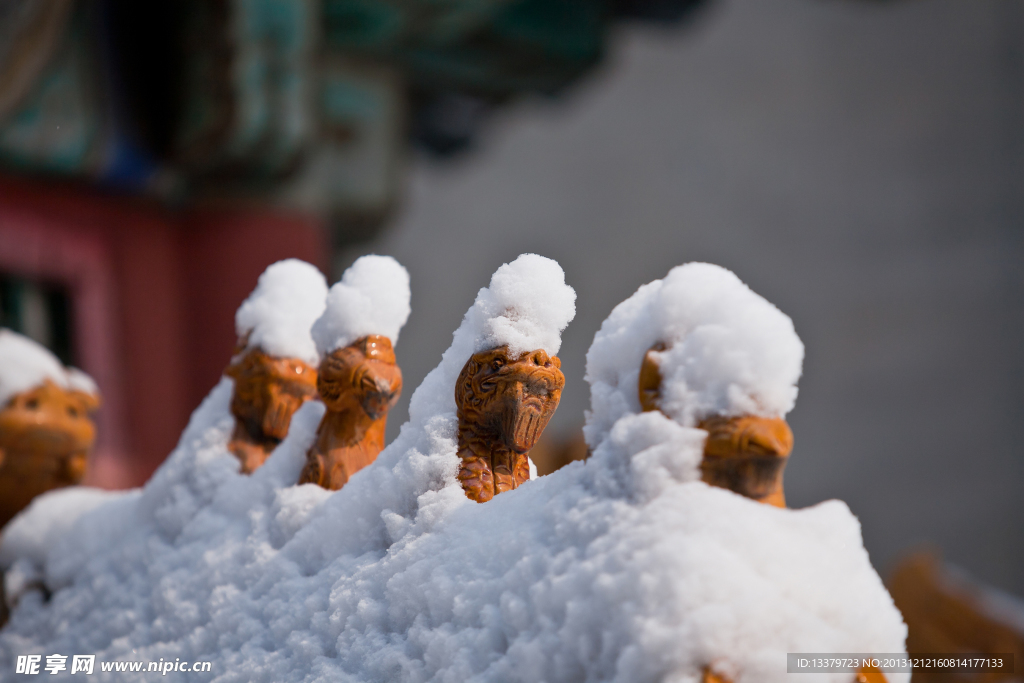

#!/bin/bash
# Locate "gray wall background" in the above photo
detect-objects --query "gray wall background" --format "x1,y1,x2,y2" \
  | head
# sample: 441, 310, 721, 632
336, 0, 1024, 594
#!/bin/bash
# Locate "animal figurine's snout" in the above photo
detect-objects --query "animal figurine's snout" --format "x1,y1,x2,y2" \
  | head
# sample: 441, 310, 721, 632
260, 380, 315, 441
360, 375, 401, 421
498, 373, 558, 454
697, 415, 793, 506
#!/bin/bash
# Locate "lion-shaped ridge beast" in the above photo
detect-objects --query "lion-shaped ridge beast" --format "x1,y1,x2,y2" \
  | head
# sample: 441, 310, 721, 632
455, 345, 564, 503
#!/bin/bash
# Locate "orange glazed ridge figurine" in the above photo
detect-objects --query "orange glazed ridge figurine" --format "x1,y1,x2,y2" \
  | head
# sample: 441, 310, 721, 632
455, 345, 564, 503
299, 254, 412, 490
224, 259, 329, 473
0, 330, 101, 528
298, 335, 402, 489
225, 343, 319, 473
621, 263, 889, 683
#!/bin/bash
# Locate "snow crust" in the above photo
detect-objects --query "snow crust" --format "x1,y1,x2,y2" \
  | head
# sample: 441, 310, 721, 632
234, 259, 329, 366
311, 255, 412, 355
0, 260, 905, 683
0, 329, 99, 406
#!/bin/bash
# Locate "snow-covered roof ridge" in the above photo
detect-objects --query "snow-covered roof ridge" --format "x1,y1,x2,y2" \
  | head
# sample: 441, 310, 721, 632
311, 254, 412, 356
0, 329, 99, 407
584, 262, 804, 451
0, 258, 907, 683
298, 252, 577, 547
234, 259, 329, 366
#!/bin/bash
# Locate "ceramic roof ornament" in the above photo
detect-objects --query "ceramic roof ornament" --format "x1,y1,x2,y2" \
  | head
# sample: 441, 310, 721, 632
631, 271, 799, 506
583, 262, 904, 682
298, 255, 410, 490
447, 255, 574, 502
0, 329, 101, 529
225, 259, 327, 473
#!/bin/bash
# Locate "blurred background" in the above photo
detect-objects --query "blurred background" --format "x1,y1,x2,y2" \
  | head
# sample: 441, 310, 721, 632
0, 0, 1022, 664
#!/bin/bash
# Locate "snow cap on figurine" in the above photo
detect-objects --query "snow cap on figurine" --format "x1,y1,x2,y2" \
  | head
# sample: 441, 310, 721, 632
460, 252, 575, 358
585, 262, 804, 448
234, 259, 328, 366
311, 255, 411, 356
65, 367, 99, 396
0, 329, 99, 406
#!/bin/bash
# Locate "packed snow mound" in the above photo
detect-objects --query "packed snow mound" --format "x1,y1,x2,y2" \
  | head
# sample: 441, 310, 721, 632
0, 259, 905, 683
311, 255, 412, 355
0, 488, 123, 569
585, 262, 804, 447
234, 259, 329, 366
0, 329, 99, 406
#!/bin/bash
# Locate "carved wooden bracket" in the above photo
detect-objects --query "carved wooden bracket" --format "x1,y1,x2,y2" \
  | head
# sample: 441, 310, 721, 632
455, 345, 564, 503
298, 335, 402, 490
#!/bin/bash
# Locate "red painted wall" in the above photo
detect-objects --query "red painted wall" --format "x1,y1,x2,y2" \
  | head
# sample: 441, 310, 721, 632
181, 206, 330, 411
114, 221, 192, 484
0, 176, 329, 487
